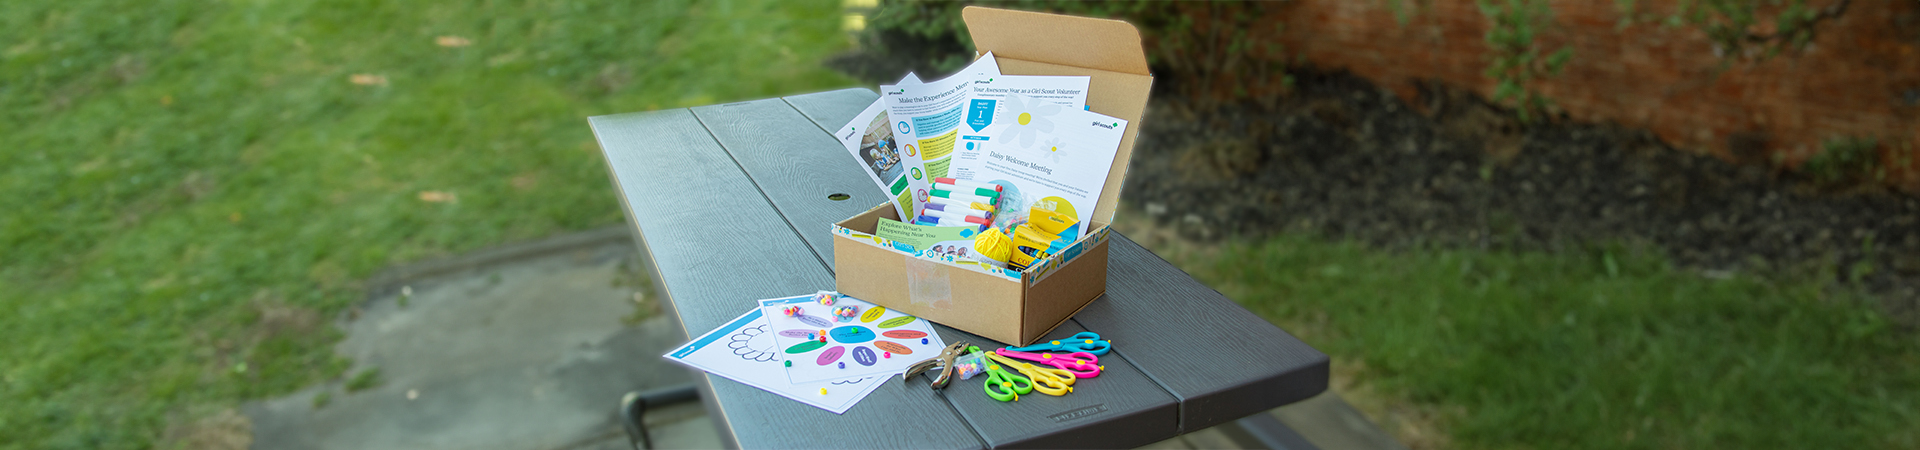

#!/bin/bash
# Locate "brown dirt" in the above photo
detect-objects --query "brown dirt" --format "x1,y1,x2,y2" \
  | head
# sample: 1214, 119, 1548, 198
1123, 67, 1920, 327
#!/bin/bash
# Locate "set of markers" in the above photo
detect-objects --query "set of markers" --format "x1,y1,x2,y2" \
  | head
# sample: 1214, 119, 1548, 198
914, 178, 1002, 229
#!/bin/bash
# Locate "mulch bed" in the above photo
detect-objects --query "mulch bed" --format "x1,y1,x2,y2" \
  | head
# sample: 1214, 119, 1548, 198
1123, 67, 1920, 327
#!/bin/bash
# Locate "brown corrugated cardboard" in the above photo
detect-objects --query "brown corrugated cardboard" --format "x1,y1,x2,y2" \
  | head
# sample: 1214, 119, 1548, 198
832, 7, 1150, 345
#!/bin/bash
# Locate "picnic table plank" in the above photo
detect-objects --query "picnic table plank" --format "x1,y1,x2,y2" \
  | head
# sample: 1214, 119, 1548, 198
783, 88, 880, 132
590, 109, 983, 450
689, 98, 891, 266
930, 322, 1180, 449
1073, 237, 1330, 433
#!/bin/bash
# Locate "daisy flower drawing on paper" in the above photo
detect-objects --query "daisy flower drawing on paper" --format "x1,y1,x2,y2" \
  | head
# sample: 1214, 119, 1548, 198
1040, 137, 1065, 163
995, 93, 1062, 148
727, 324, 777, 362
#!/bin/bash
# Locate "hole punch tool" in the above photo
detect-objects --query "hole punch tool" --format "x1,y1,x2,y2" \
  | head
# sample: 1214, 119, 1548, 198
902, 342, 974, 389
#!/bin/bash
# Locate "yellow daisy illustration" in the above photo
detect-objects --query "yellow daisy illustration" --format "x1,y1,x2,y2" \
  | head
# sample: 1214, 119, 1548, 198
995, 93, 1062, 148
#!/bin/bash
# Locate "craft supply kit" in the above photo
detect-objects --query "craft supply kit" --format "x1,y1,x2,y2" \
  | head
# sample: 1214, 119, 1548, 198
833, 6, 1151, 346
663, 7, 1144, 415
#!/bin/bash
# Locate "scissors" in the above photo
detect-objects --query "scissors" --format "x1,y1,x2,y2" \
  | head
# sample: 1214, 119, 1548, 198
994, 348, 1103, 378
1005, 331, 1112, 356
984, 352, 1075, 397
902, 342, 974, 389
981, 358, 1035, 401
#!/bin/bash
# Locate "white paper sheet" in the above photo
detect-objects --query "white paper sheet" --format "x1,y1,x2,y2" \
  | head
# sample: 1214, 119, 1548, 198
758, 294, 946, 385
947, 92, 1129, 237
880, 55, 1005, 202
663, 307, 886, 414
835, 98, 918, 218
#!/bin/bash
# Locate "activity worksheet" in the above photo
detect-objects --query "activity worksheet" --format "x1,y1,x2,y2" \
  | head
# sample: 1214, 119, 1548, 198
947, 93, 1129, 237
757, 294, 946, 385
662, 307, 886, 414
880, 55, 1004, 203
836, 98, 920, 218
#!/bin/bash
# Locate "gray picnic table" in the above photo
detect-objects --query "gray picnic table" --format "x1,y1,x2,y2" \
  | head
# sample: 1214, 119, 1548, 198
591, 88, 1329, 449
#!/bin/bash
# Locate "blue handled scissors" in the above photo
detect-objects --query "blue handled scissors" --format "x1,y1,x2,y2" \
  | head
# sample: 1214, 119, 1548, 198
982, 360, 1034, 401
1006, 331, 1112, 356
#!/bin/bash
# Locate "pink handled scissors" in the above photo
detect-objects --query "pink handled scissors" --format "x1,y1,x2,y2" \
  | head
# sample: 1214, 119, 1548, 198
993, 348, 1104, 378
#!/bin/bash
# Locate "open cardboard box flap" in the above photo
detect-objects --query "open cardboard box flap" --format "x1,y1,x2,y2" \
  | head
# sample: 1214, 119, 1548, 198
963, 6, 1153, 226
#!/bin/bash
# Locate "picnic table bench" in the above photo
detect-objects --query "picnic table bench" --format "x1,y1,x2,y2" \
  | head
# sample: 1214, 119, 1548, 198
591, 88, 1329, 449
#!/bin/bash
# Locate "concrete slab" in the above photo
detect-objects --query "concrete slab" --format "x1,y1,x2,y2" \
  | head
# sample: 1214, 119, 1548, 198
245, 228, 716, 450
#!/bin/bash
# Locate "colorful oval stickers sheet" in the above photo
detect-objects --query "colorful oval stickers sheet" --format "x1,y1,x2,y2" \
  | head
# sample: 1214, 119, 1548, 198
760, 293, 946, 385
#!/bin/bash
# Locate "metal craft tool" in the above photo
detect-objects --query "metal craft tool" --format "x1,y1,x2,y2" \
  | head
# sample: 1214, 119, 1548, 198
902, 342, 974, 389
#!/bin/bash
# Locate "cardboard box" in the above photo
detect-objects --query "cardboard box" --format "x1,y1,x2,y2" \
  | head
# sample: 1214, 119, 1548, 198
832, 7, 1152, 345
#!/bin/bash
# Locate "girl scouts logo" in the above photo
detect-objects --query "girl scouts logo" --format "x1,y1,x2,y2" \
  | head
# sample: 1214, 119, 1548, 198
911, 167, 923, 180
897, 121, 911, 135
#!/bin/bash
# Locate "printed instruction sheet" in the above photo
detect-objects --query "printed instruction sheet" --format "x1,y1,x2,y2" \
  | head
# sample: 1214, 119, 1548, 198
836, 98, 920, 218
949, 92, 1129, 236
663, 307, 887, 414
880, 55, 1004, 204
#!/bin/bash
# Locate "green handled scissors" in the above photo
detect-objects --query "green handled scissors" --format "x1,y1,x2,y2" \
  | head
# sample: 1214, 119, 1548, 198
982, 361, 1034, 402
985, 352, 1075, 397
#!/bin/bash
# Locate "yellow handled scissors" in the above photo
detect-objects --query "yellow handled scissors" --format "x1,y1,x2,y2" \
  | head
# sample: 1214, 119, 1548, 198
982, 360, 1033, 401
984, 352, 1075, 397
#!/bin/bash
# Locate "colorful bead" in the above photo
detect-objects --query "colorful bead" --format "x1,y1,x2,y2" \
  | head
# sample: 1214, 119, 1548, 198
831, 305, 859, 322
884, 352, 891, 358
922, 338, 929, 345
781, 305, 802, 317
820, 388, 828, 395
814, 290, 838, 306
838, 362, 845, 369
785, 360, 792, 367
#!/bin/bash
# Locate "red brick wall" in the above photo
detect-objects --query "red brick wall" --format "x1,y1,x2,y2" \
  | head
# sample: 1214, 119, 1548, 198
1267, 1, 1920, 188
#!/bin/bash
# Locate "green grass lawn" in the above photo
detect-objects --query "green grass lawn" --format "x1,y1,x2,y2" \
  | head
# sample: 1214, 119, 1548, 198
0, 0, 852, 448
9, 1, 1915, 449
1131, 230, 1919, 449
